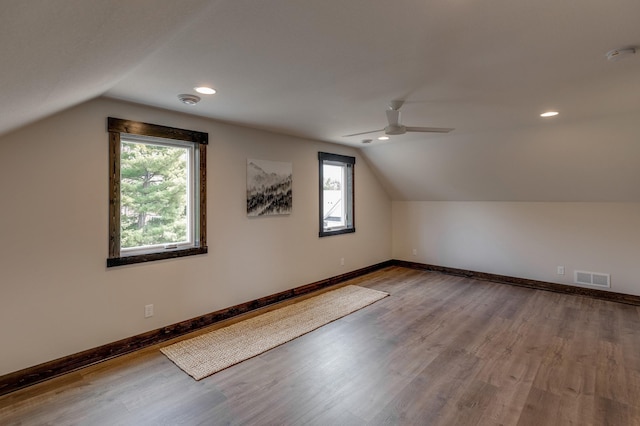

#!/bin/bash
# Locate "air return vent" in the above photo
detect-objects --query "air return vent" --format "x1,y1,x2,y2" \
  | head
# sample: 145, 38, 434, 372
574, 270, 610, 288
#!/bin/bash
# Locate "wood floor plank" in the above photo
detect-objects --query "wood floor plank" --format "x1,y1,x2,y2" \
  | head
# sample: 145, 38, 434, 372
3, 266, 640, 425
517, 386, 595, 426
593, 396, 640, 426
440, 379, 499, 426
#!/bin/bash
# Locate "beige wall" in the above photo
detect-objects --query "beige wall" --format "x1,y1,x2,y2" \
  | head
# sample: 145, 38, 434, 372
393, 201, 640, 296
4, 96, 638, 378
0, 98, 392, 375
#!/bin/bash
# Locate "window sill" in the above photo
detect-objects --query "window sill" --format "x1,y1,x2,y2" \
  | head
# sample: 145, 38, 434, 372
107, 246, 207, 267
319, 227, 355, 238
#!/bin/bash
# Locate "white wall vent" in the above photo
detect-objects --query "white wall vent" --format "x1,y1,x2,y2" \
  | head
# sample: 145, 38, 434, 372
574, 270, 610, 288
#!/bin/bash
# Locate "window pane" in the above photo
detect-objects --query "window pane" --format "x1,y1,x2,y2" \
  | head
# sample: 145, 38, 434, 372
120, 140, 190, 250
323, 164, 345, 229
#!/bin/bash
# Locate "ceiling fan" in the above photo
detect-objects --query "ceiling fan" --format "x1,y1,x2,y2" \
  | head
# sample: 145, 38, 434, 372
343, 100, 454, 137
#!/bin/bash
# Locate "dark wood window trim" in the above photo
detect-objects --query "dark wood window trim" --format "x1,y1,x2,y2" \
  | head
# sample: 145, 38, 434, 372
107, 117, 208, 267
318, 152, 355, 237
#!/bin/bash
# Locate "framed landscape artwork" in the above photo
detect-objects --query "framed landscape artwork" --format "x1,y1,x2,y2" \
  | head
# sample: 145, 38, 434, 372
247, 159, 292, 216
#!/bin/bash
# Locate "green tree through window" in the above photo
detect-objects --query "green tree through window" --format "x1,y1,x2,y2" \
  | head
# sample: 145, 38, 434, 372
120, 141, 188, 248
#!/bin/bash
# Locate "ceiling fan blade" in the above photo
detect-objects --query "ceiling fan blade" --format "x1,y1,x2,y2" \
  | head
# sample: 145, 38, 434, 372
405, 126, 454, 133
386, 109, 400, 126
342, 128, 384, 137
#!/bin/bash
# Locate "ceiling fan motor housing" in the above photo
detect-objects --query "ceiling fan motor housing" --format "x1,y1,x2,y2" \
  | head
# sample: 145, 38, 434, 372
385, 125, 406, 135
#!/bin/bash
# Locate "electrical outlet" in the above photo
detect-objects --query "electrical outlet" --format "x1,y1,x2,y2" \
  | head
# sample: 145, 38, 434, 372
144, 304, 154, 318
557, 266, 565, 275
340, 257, 345, 266
412, 248, 418, 256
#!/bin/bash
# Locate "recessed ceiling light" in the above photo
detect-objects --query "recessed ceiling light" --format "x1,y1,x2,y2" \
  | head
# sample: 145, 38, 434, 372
377, 136, 390, 140
194, 86, 216, 95
178, 94, 201, 105
540, 111, 559, 117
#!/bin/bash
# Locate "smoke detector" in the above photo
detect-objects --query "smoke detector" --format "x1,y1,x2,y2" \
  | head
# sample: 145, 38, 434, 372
605, 47, 636, 62
178, 94, 201, 105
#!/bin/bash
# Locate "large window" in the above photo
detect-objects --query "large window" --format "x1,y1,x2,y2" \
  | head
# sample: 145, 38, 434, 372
107, 118, 207, 267
318, 152, 355, 237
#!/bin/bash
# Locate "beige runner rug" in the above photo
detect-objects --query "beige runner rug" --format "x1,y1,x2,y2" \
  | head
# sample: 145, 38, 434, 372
161, 285, 388, 380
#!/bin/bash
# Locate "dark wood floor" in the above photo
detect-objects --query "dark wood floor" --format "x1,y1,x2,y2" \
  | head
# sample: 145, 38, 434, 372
2, 266, 640, 425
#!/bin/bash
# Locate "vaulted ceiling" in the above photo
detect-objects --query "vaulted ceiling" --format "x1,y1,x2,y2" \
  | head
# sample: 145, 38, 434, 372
2, 0, 639, 201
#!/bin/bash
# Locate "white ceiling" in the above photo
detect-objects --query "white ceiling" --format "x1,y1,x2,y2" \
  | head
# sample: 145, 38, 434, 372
2, 0, 640, 201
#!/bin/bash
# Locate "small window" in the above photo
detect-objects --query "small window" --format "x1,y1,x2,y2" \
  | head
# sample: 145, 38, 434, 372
107, 118, 207, 267
319, 152, 355, 237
